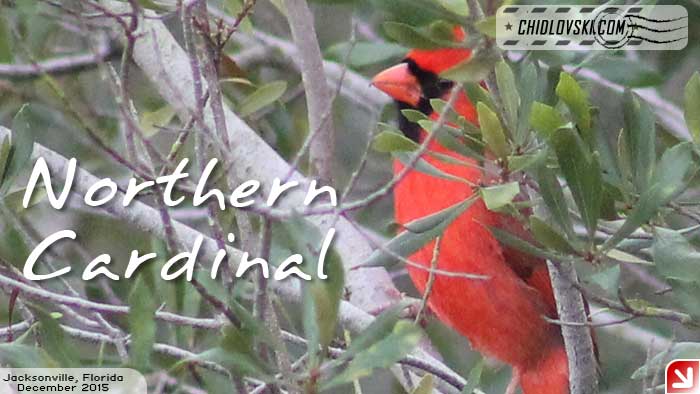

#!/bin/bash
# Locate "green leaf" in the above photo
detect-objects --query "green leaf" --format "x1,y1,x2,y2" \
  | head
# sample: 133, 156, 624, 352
529, 217, 577, 254
383, 21, 445, 49
653, 228, 700, 282
603, 142, 696, 249
550, 127, 602, 237
2, 104, 36, 195
402, 109, 429, 122
0, 132, 12, 188
441, 55, 497, 83
515, 61, 538, 144
323, 321, 422, 389
177, 327, 272, 379
394, 152, 469, 183
475, 17, 496, 38
684, 71, 700, 143
588, 264, 620, 295
585, 56, 663, 87
529, 102, 565, 140
338, 301, 412, 363
0, 344, 55, 368
667, 278, 700, 318
3, 185, 46, 212
370, 0, 464, 25
139, 105, 176, 137
476, 102, 509, 159
495, 61, 520, 132
622, 90, 656, 191
34, 308, 80, 367
555, 73, 592, 145
0, 19, 12, 63
325, 42, 407, 67
480, 182, 519, 211
224, 0, 253, 32
363, 197, 476, 268
238, 81, 287, 117
489, 226, 564, 262
128, 276, 157, 371
435, 0, 468, 16
412, 374, 435, 394
461, 358, 484, 394
372, 130, 419, 153
277, 216, 345, 357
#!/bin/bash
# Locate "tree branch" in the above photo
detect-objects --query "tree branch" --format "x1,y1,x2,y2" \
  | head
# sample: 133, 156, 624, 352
282, 0, 336, 184
547, 261, 599, 394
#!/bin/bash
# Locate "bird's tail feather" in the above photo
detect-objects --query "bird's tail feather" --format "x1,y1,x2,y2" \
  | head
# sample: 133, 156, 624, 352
517, 344, 570, 394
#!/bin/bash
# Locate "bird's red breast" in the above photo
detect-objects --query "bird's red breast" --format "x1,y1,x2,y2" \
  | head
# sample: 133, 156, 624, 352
372, 26, 572, 394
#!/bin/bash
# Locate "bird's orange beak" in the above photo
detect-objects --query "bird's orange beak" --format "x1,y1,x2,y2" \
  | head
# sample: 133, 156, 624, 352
371, 63, 421, 107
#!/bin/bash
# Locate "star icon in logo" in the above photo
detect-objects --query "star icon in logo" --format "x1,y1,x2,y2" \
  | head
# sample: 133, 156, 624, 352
505, 22, 513, 31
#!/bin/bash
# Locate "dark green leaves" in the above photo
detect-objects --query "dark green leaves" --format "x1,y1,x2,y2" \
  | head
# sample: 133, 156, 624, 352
604, 142, 696, 249
1, 104, 36, 195
550, 127, 602, 238
684, 71, 700, 143
622, 90, 656, 191
128, 277, 157, 371
495, 61, 520, 133
34, 308, 80, 367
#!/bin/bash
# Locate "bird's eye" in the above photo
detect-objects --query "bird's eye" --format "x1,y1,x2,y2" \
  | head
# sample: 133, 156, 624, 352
437, 79, 454, 91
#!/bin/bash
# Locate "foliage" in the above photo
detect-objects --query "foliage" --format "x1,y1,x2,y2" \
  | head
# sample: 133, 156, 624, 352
0, 0, 698, 393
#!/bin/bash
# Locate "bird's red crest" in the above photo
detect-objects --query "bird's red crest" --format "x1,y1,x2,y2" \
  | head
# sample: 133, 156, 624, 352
406, 26, 471, 74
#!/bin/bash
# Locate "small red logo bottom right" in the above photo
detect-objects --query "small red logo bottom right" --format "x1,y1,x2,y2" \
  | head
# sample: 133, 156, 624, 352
667, 359, 700, 394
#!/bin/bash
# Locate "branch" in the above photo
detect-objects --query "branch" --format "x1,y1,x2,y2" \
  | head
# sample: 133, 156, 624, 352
282, 0, 336, 184
0, 38, 118, 80
0, 125, 465, 394
100, 0, 399, 319
547, 261, 599, 394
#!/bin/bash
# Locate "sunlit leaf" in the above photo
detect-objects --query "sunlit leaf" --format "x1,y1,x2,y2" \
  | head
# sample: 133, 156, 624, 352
481, 182, 519, 211
555, 72, 592, 145
476, 102, 509, 159
529, 102, 565, 140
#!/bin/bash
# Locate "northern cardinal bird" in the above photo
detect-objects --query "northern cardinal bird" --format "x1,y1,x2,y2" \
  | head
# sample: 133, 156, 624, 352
372, 27, 576, 394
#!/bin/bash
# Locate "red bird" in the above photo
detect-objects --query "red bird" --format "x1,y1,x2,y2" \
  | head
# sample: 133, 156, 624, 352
372, 28, 572, 394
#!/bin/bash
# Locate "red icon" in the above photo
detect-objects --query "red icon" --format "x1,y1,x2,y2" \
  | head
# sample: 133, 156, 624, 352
667, 359, 700, 394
